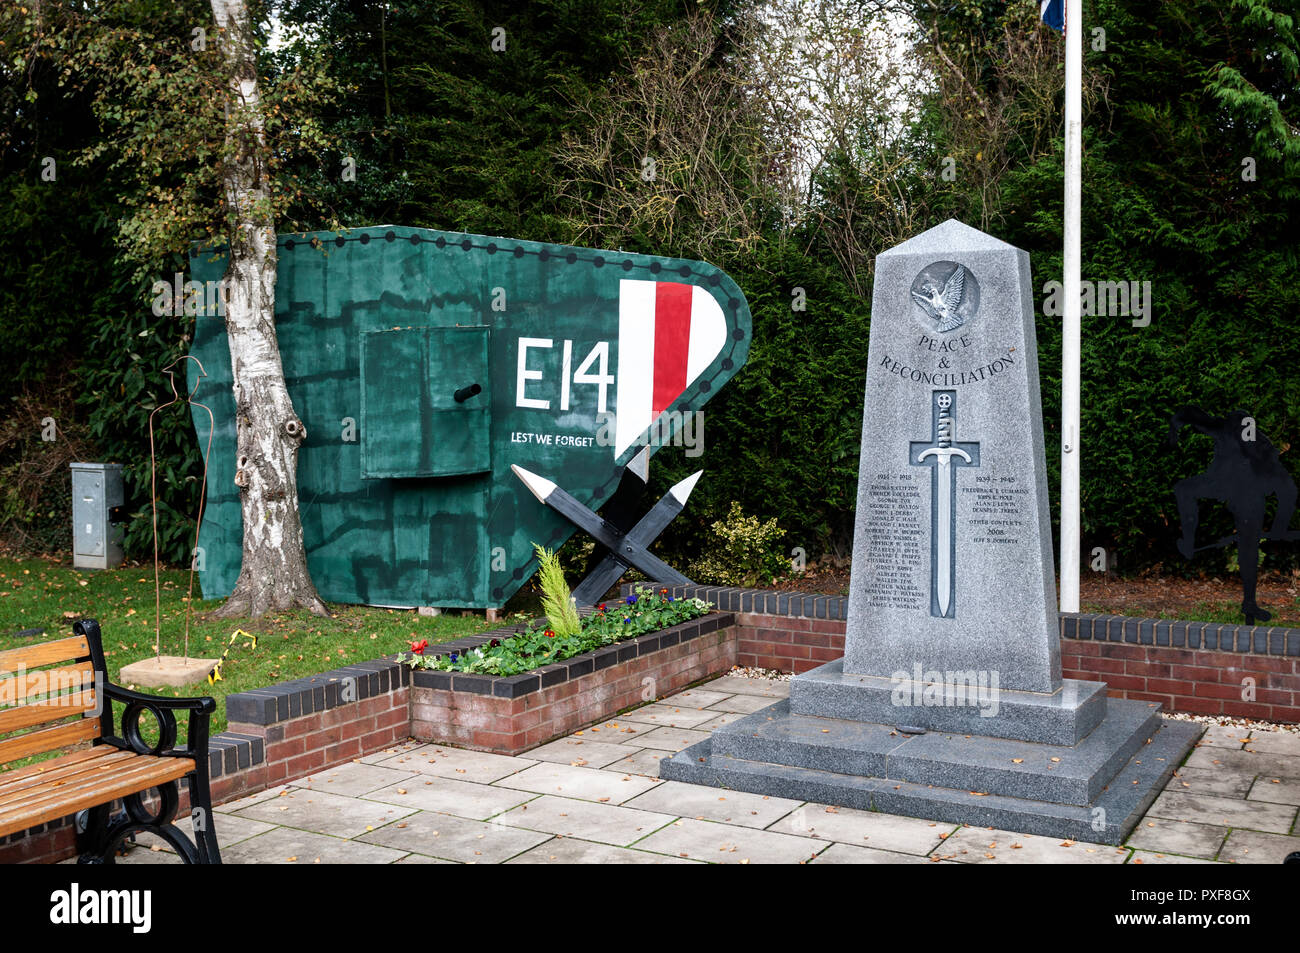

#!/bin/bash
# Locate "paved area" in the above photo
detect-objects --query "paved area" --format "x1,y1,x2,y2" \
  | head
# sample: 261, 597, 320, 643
118, 675, 1300, 864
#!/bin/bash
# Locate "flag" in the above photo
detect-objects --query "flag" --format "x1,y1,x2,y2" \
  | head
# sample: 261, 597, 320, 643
614, 279, 726, 456
1040, 0, 1064, 33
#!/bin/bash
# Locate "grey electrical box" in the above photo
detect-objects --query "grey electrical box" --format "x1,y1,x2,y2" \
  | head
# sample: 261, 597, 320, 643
71, 462, 124, 570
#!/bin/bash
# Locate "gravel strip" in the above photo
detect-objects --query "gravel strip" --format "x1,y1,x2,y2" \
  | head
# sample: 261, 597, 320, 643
727, 665, 793, 682
1161, 711, 1300, 734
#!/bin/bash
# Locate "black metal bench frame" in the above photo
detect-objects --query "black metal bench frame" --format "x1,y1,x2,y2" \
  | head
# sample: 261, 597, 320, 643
70, 618, 221, 864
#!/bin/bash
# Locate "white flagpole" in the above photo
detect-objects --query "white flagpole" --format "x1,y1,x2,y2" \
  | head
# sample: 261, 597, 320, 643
1060, 0, 1083, 612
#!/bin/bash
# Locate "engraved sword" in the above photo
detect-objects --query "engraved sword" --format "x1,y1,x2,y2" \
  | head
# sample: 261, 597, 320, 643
918, 395, 970, 618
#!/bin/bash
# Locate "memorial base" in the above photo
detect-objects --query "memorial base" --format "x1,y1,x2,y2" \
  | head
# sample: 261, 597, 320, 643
661, 663, 1202, 845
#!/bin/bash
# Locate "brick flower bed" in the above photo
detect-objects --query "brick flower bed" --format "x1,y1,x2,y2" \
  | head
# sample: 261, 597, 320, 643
409, 612, 735, 755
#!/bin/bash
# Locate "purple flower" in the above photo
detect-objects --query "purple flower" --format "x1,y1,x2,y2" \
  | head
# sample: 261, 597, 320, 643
449, 652, 459, 663
625, 595, 637, 605
623, 617, 631, 623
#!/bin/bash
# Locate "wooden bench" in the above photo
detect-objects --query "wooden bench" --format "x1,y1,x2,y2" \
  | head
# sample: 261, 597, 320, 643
0, 619, 220, 863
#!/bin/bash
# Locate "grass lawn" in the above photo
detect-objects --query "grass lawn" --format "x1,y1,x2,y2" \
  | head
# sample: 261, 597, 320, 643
0, 553, 496, 735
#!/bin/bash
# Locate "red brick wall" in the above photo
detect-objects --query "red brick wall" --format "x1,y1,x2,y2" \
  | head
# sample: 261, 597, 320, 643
411, 629, 735, 755
729, 610, 1299, 725
734, 612, 846, 673
229, 688, 410, 788
1061, 640, 1300, 724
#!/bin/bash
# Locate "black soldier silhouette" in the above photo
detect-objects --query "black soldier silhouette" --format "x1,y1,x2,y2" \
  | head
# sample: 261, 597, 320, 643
1168, 406, 1299, 623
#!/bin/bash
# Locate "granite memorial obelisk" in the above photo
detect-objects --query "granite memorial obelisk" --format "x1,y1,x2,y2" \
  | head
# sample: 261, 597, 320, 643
662, 220, 1200, 844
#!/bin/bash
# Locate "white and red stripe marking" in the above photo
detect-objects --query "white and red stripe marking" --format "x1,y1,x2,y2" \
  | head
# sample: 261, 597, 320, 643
614, 279, 727, 456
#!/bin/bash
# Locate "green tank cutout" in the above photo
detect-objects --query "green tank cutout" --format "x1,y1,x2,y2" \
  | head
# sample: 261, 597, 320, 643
187, 226, 751, 609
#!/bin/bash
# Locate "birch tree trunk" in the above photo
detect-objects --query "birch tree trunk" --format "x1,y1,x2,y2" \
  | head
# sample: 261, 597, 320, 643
208, 0, 327, 618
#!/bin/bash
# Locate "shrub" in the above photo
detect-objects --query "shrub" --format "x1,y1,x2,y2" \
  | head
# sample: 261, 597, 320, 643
689, 501, 788, 587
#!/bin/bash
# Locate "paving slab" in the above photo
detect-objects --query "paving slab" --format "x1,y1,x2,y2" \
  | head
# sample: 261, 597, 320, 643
1245, 731, 1300, 757
375, 744, 537, 783
1128, 850, 1219, 865
573, 720, 649, 743
524, 737, 642, 768
290, 761, 417, 797
394, 853, 457, 864
1246, 775, 1300, 806
493, 762, 662, 804
634, 817, 825, 864
701, 676, 790, 698
626, 726, 714, 752
496, 795, 675, 846
506, 837, 699, 864
135, 811, 277, 854
220, 826, 408, 864
114, 844, 183, 864
693, 712, 749, 732
1183, 745, 1297, 777
618, 703, 722, 729
1164, 766, 1254, 799
659, 688, 734, 709
1195, 725, 1252, 749
1218, 828, 1300, 864
807, 842, 936, 864
357, 810, 551, 863
358, 740, 423, 764
705, 694, 784, 715
1146, 790, 1297, 834
364, 776, 535, 820
605, 749, 671, 778
1125, 817, 1228, 860
215, 785, 291, 813
934, 826, 1125, 864
766, 803, 951, 854
623, 780, 801, 829
234, 787, 416, 838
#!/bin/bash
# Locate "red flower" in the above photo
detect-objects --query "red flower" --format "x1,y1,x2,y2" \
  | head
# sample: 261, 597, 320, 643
545, 629, 555, 638
408, 639, 428, 655
598, 603, 607, 613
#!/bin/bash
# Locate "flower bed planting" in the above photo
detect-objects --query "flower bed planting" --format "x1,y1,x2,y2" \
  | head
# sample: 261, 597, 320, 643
397, 586, 710, 677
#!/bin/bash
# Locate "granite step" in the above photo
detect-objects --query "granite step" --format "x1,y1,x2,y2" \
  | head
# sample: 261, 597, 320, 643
789, 659, 1109, 745
707, 698, 1169, 807
661, 718, 1203, 845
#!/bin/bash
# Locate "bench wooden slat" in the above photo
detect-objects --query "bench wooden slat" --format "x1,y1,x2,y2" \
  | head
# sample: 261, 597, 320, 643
0, 750, 176, 809
0, 718, 99, 767
0, 636, 91, 676
0, 747, 126, 792
1, 662, 95, 705
0, 694, 98, 736
0, 755, 195, 837
0, 746, 112, 788
0, 749, 135, 800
